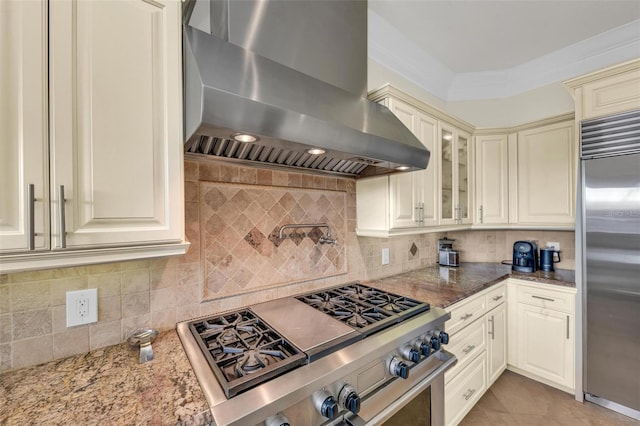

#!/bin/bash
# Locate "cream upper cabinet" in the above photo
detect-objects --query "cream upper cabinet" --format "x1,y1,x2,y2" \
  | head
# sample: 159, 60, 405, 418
1, 0, 187, 272
356, 91, 440, 236
474, 134, 509, 225
565, 58, 640, 120
0, 0, 49, 253
49, 0, 183, 248
439, 124, 472, 226
511, 120, 575, 226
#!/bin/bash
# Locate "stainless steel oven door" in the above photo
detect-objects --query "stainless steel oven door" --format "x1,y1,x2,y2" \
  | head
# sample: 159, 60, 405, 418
337, 349, 456, 426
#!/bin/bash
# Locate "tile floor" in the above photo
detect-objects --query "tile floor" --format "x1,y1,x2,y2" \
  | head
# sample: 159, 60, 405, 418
461, 370, 639, 425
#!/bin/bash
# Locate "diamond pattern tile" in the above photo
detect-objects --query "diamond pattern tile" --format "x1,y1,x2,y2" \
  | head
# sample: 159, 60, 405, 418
410, 242, 418, 257
200, 182, 347, 300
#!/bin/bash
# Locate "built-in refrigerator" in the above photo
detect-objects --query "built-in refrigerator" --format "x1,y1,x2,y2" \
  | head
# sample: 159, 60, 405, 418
581, 109, 640, 420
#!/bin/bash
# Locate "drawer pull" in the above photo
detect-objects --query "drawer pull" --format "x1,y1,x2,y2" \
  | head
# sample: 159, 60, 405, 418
463, 388, 476, 401
531, 295, 555, 302
460, 313, 473, 321
462, 344, 475, 354
492, 295, 503, 301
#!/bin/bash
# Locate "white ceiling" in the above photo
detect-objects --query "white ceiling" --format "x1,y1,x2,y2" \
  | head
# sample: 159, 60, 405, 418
368, 1, 640, 101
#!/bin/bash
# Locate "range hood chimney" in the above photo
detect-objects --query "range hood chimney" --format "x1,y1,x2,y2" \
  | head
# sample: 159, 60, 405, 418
183, 0, 429, 177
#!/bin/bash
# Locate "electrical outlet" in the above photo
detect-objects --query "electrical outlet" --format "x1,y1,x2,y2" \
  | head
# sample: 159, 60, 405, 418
547, 242, 560, 251
66, 288, 98, 327
381, 248, 390, 265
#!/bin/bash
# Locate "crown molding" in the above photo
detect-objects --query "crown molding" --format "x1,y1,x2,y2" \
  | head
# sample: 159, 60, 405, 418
369, 12, 640, 102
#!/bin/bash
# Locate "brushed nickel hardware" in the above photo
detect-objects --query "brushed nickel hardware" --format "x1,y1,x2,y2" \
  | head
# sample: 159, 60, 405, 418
27, 184, 35, 250
462, 344, 475, 354
463, 388, 476, 400
566, 315, 570, 339
460, 313, 473, 321
479, 205, 483, 223
58, 185, 67, 248
532, 295, 555, 302
488, 315, 495, 339
492, 295, 503, 301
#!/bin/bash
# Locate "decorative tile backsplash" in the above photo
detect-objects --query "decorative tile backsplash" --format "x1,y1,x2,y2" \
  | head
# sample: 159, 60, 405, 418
199, 182, 347, 299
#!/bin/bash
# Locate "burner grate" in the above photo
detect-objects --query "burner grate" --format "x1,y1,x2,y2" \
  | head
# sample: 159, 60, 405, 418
296, 283, 430, 336
188, 309, 307, 398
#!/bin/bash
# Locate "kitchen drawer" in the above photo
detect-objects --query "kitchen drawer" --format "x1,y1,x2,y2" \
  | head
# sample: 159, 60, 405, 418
515, 281, 575, 313
445, 350, 487, 426
485, 283, 506, 311
446, 294, 487, 335
444, 316, 486, 384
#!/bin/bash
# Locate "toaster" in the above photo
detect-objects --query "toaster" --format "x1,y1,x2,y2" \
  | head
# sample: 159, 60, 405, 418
438, 238, 460, 267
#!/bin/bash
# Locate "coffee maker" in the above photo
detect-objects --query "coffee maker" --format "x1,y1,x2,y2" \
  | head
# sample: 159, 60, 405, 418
512, 240, 538, 273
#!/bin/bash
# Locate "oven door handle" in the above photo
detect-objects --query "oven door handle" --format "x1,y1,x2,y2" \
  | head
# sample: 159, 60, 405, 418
339, 349, 458, 426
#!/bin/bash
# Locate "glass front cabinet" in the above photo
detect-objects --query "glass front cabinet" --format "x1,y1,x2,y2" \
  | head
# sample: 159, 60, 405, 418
439, 123, 472, 225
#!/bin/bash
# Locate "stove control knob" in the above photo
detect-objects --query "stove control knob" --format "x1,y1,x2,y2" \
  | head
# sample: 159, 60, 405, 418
415, 339, 431, 358
265, 413, 290, 426
400, 344, 420, 363
338, 384, 361, 414
438, 330, 450, 345
388, 356, 409, 379
313, 390, 338, 420
430, 336, 441, 351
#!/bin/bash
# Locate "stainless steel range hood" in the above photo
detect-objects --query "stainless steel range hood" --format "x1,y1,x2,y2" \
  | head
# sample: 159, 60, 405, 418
183, 0, 429, 177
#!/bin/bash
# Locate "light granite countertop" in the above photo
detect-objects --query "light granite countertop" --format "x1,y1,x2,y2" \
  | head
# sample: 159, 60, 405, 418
0, 330, 212, 426
0, 263, 574, 425
364, 262, 575, 308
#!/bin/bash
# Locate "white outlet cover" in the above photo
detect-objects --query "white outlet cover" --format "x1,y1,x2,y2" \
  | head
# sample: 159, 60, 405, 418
382, 247, 390, 265
66, 288, 98, 327
547, 241, 560, 251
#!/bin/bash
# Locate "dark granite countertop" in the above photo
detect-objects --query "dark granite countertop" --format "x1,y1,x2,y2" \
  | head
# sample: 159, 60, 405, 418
0, 330, 212, 426
363, 262, 575, 308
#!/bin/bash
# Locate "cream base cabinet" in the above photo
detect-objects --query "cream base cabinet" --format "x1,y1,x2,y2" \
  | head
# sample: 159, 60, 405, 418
487, 301, 507, 385
511, 121, 575, 226
444, 282, 506, 425
0, 0, 49, 253
474, 134, 509, 226
507, 279, 576, 392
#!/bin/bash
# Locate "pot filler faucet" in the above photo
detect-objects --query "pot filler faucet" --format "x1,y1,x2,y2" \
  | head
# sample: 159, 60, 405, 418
278, 223, 337, 245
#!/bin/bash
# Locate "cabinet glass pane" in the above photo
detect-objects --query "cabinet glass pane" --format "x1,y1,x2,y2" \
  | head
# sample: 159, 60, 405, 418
458, 135, 468, 220
441, 129, 453, 219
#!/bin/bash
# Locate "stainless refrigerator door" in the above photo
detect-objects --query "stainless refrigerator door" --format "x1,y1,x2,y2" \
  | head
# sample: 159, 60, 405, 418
584, 152, 640, 412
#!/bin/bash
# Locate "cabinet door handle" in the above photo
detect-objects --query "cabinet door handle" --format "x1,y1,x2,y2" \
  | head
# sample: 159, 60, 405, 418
492, 295, 503, 302
566, 315, 570, 339
420, 203, 424, 224
460, 313, 473, 321
462, 344, 476, 354
27, 184, 36, 250
488, 315, 495, 339
532, 295, 555, 302
463, 388, 476, 400
58, 185, 67, 248
415, 205, 419, 224
479, 205, 483, 223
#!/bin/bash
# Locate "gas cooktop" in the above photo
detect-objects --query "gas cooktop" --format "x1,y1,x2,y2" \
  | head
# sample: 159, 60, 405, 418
183, 282, 430, 399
